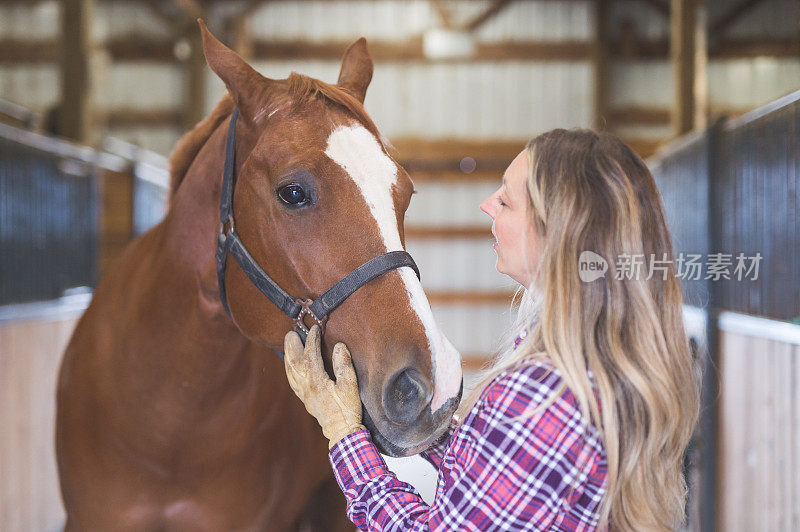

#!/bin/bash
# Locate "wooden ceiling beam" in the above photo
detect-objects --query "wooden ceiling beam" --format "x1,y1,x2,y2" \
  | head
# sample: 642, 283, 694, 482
98, 106, 747, 131
404, 226, 492, 240
408, 170, 501, 182
0, 40, 59, 62
103, 108, 184, 127
463, 0, 514, 32
427, 291, 516, 305
430, 0, 455, 30
710, 0, 767, 37
635, 0, 670, 17
252, 38, 592, 62
391, 137, 524, 162
2, 36, 795, 64
170, 0, 205, 20
609, 36, 799, 59
105, 38, 176, 61
236, 0, 268, 18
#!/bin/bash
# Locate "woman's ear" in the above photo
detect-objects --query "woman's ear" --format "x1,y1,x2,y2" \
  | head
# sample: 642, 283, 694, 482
198, 19, 272, 122
337, 38, 373, 103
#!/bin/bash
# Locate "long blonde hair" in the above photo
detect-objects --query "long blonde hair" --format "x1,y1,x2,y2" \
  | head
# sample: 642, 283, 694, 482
457, 129, 701, 531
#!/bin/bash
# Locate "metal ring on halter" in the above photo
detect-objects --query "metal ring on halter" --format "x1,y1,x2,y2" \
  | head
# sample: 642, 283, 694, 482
293, 298, 328, 335
219, 215, 235, 236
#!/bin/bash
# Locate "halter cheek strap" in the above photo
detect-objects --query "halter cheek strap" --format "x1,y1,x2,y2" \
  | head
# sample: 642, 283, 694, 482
215, 107, 420, 348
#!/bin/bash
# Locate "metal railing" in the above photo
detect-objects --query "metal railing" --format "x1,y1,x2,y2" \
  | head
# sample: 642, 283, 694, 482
0, 123, 103, 305
0, 122, 170, 306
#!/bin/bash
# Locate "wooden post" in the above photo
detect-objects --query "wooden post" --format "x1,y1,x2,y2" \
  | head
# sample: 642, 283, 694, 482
184, 23, 207, 131
230, 15, 254, 60
593, 0, 610, 130
60, 0, 94, 143
671, 0, 696, 135
694, 0, 709, 130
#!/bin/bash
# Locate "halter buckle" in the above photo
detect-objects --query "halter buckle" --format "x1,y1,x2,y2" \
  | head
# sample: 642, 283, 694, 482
293, 298, 327, 335
220, 215, 235, 236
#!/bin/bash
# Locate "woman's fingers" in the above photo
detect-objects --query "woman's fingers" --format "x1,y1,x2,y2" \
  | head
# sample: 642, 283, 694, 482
284, 330, 304, 366
302, 325, 328, 381
284, 325, 329, 387
283, 331, 305, 394
332, 342, 358, 391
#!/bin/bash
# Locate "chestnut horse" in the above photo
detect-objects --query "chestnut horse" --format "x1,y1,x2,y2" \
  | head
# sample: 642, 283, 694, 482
56, 23, 462, 531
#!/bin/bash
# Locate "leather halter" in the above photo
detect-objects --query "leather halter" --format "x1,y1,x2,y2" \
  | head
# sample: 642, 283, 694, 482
215, 108, 420, 348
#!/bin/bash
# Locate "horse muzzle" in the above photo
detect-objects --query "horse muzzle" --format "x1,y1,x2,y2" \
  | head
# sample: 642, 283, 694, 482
362, 378, 463, 458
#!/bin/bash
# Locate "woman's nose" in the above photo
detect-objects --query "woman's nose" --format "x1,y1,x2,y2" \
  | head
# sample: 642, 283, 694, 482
480, 195, 495, 218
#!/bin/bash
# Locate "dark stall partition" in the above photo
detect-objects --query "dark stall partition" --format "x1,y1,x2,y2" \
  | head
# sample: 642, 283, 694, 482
0, 124, 100, 305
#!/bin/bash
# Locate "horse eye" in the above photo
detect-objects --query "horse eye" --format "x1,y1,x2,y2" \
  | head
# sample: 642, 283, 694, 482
277, 184, 309, 206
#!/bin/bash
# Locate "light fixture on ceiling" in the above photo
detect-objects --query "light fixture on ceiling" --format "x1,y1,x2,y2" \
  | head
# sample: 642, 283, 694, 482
423, 27, 476, 60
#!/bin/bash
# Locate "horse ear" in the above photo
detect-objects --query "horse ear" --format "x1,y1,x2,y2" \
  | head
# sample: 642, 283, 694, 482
198, 19, 268, 121
337, 38, 373, 104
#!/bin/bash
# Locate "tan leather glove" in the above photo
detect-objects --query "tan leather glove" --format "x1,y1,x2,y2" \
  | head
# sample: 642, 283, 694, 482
284, 325, 366, 449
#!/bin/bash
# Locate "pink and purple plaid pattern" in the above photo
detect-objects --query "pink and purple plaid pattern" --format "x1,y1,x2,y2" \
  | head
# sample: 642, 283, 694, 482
329, 344, 608, 531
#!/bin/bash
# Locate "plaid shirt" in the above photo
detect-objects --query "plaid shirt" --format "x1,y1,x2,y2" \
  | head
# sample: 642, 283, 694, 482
329, 339, 608, 531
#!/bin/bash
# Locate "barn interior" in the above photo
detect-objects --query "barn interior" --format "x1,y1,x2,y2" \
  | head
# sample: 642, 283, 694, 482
1, 1, 799, 531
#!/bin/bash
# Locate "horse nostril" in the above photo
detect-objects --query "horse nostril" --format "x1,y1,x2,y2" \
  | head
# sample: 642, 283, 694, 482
382, 368, 431, 425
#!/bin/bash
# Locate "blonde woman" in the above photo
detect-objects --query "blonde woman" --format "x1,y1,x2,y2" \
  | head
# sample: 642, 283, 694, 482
284, 129, 701, 531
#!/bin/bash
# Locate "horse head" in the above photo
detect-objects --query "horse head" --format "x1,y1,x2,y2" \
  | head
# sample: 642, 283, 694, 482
199, 23, 462, 457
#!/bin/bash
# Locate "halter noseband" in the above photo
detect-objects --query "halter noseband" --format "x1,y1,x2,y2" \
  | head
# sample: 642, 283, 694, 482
215, 108, 420, 349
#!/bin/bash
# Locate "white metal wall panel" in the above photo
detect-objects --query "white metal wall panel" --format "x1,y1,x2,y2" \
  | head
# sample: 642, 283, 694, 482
610, 58, 800, 113
0, 65, 59, 110
248, 0, 434, 42
0, 1, 59, 40
0, 0, 169, 41
205, 71, 228, 115
101, 63, 184, 110
106, 126, 182, 157
609, 60, 672, 108
406, 181, 499, 225
429, 303, 516, 356
405, 239, 515, 293
613, 124, 673, 141
248, 0, 592, 43
210, 60, 594, 140
708, 59, 800, 110
93, 2, 171, 41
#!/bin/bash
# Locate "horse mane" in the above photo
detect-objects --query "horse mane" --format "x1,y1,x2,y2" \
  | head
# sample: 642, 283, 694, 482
285, 72, 389, 149
168, 94, 234, 202
168, 73, 388, 201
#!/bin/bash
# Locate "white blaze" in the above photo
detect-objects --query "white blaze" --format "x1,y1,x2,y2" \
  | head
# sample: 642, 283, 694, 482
325, 124, 462, 412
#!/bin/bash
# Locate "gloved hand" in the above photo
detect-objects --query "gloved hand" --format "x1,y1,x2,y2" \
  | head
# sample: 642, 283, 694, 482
284, 325, 366, 449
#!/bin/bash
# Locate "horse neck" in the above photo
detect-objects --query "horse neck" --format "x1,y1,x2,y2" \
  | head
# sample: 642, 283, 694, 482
165, 119, 231, 276
151, 117, 254, 375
